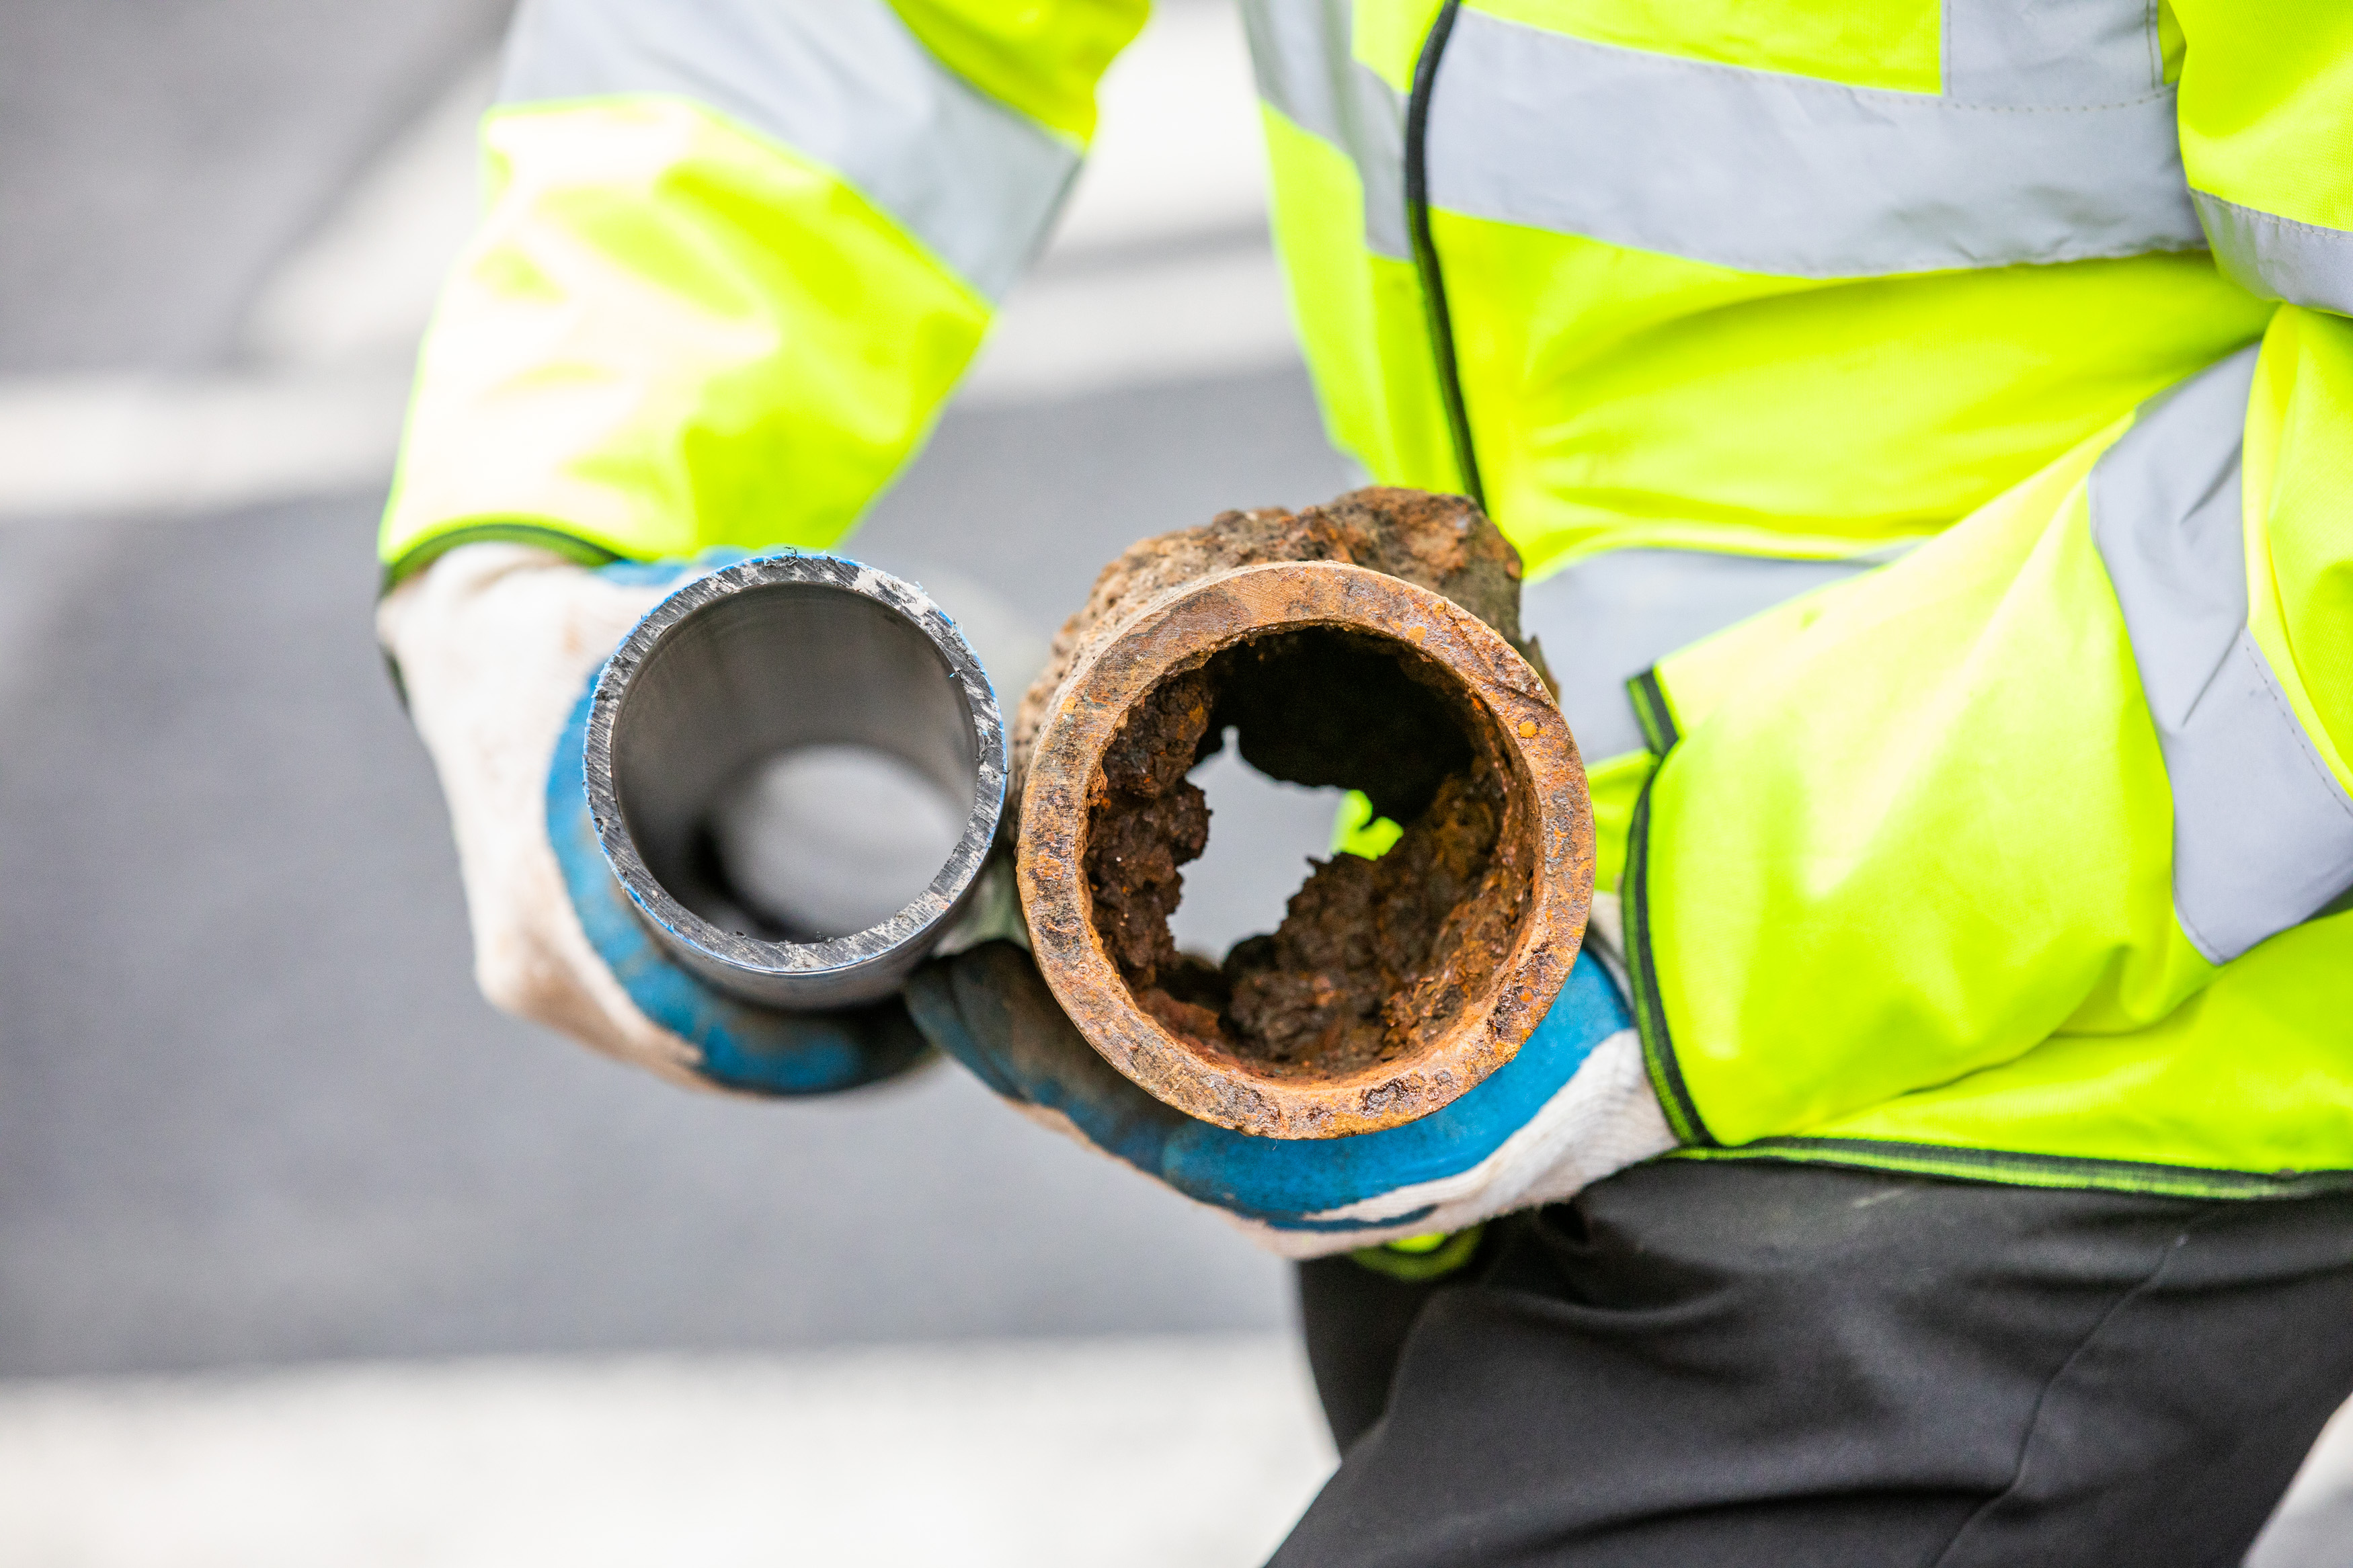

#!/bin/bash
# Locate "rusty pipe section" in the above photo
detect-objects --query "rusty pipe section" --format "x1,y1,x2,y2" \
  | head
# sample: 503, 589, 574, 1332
1014, 493, 1595, 1139
584, 555, 1006, 1010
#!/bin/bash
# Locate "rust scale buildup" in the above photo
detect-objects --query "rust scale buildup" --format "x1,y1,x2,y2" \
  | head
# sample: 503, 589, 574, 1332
1013, 489, 1597, 1139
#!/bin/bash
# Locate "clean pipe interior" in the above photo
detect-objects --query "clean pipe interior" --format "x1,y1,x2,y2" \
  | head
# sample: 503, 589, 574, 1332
606, 581, 980, 942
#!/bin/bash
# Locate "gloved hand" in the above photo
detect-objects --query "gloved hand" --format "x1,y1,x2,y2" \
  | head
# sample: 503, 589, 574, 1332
378, 542, 929, 1094
904, 932, 1674, 1257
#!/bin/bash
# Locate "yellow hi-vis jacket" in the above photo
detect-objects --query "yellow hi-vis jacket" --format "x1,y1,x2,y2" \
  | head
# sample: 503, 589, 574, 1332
383, 0, 2353, 1200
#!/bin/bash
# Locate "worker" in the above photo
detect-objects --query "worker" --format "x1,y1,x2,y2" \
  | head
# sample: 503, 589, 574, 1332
375, 2, 2353, 1561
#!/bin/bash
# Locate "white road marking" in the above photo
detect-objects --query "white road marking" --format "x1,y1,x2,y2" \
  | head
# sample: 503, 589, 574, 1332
963, 247, 1298, 407
2249, 1394, 2353, 1567
13, 1329, 2341, 1565
0, 1336, 1333, 1568
0, 5, 1300, 522
1049, 2, 1271, 259
0, 369, 411, 520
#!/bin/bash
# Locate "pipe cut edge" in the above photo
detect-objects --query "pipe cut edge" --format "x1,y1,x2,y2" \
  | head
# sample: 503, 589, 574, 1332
1018, 560, 1595, 1139
585, 554, 1007, 1011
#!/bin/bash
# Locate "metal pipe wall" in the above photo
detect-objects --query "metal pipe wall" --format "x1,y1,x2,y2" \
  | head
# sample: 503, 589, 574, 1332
584, 555, 1006, 1010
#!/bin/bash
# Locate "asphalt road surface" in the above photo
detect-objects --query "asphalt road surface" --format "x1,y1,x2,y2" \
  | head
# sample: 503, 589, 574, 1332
0, 0, 1347, 1376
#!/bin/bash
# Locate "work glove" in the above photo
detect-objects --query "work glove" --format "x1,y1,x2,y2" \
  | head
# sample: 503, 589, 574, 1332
378, 542, 929, 1095
904, 920, 1673, 1258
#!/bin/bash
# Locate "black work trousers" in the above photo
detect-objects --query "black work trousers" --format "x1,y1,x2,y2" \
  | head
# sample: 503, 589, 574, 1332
1277, 1159, 2353, 1567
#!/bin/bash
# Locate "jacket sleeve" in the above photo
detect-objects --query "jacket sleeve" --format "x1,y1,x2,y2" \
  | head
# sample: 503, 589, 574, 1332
1615, 9, 2353, 1158
376, 0, 1148, 581
2175, 0, 2353, 320
2174, 0, 2353, 782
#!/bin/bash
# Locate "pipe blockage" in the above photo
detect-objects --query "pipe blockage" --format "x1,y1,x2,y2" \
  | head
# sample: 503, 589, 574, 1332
1086, 627, 1521, 1081
1015, 488, 1595, 1137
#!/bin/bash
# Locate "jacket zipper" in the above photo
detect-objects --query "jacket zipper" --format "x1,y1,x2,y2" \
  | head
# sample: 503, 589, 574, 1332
1405, 0, 1486, 509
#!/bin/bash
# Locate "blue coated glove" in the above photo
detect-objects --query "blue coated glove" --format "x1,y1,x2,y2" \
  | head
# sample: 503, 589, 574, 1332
545, 550, 931, 1094
546, 676, 931, 1095
903, 940, 1673, 1256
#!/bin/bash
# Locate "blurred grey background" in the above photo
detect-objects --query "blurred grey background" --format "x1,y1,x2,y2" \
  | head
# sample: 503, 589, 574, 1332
0, 0, 1349, 1377
1, 3, 2347, 1563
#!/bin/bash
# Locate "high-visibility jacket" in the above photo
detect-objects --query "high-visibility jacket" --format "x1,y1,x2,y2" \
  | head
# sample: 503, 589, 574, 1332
383, 0, 2353, 1198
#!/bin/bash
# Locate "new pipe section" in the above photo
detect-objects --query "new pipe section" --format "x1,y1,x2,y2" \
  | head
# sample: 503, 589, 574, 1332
584, 556, 1006, 1010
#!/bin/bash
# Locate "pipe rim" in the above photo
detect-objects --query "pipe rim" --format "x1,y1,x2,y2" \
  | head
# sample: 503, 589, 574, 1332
584, 554, 1007, 999
1017, 561, 1594, 1139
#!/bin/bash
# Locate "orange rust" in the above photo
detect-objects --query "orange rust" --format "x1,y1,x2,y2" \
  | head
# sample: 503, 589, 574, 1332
1015, 557, 1596, 1139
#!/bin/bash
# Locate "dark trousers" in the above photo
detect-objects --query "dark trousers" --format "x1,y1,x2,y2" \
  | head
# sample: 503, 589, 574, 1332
1280, 1160, 2353, 1567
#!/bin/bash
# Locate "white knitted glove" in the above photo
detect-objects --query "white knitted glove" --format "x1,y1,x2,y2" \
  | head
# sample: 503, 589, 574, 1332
378, 542, 928, 1094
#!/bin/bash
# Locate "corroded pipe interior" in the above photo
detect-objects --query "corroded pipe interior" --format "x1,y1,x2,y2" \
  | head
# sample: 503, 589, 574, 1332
1016, 503, 1593, 1139
1087, 622, 1536, 1085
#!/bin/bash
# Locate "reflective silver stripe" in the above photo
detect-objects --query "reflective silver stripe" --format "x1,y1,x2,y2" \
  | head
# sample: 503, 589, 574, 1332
2192, 192, 2353, 319
2091, 345, 2353, 964
1942, 0, 2166, 107
1238, 0, 1410, 259
1522, 548, 1888, 759
1429, 7, 2200, 278
499, 0, 1078, 300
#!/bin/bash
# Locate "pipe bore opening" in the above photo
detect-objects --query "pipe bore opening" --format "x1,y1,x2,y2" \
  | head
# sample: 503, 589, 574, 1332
608, 581, 980, 942
1084, 624, 1536, 1081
